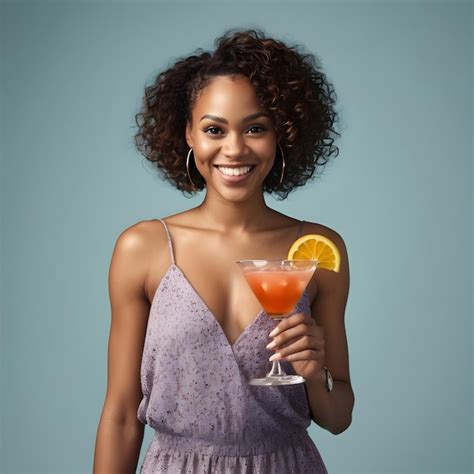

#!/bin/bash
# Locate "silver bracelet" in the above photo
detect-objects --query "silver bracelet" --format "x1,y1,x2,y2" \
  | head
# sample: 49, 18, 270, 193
324, 366, 334, 392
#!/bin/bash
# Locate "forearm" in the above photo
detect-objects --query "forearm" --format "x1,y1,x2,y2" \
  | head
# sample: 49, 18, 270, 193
93, 418, 144, 473
304, 371, 354, 435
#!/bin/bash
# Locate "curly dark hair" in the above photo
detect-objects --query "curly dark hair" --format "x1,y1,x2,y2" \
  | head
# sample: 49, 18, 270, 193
134, 28, 341, 199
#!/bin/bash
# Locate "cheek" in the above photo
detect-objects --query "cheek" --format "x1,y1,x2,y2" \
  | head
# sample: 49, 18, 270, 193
194, 141, 218, 161
260, 145, 277, 166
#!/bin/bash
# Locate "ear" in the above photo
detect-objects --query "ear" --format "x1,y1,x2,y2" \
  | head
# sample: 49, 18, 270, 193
185, 121, 193, 149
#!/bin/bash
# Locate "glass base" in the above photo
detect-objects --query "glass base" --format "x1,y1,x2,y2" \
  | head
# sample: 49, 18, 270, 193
249, 374, 305, 386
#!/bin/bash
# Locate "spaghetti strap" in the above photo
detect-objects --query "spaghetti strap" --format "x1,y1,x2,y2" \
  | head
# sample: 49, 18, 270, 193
158, 219, 175, 265
295, 220, 305, 240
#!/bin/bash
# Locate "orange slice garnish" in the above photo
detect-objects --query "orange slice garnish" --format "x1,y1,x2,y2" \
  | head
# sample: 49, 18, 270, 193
288, 234, 341, 272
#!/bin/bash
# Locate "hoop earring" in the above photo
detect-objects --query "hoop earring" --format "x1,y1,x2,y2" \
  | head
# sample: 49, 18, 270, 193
278, 143, 286, 185
186, 148, 197, 189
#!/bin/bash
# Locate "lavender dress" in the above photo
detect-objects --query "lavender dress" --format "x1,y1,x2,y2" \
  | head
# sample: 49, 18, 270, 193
137, 219, 328, 473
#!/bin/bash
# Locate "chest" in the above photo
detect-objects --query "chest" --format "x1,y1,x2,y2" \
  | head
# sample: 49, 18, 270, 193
146, 229, 318, 346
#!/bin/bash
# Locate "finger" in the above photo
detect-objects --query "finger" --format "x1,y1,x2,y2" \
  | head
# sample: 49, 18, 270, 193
269, 312, 313, 337
272, 335, 322, 358
271, 348, 321, 363
266, 323, 321, 350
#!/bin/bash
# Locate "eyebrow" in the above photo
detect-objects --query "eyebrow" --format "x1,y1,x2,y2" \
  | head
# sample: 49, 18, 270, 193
200, 112, 269, 124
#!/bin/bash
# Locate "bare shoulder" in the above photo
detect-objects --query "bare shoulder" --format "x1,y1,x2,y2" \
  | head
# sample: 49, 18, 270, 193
302, 221, 348, 250
113, 219, 168, 263
303, 220, 350, 293
110, 219, 170, 295
114, 219, 165, 250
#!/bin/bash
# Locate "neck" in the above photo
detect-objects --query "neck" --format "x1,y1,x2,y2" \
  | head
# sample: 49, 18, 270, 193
196, 189, 275, 233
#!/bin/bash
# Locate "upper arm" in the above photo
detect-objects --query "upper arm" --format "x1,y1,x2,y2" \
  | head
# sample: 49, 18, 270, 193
100, 222, 153, 426
310, 226, 353, 389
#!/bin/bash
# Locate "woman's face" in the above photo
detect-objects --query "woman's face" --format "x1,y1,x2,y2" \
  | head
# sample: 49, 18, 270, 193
185, 74, 278, 202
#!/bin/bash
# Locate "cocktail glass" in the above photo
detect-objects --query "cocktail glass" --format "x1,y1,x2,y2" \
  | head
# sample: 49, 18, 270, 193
236, 259, 317, 386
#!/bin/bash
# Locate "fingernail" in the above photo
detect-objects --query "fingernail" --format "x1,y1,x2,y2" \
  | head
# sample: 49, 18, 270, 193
269, 327, 278, 337
269, 353, 281, 361
266, 341, 276, 350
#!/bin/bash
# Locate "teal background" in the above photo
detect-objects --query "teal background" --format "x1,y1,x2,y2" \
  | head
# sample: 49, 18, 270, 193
1, 1, 472, 473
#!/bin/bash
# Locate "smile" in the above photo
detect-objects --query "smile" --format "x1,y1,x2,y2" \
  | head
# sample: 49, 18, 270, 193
214, 165, 256, 183
215, 165, 255, 176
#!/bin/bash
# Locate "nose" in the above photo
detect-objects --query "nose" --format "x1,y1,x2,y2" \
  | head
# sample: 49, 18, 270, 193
222, 132, 249, 159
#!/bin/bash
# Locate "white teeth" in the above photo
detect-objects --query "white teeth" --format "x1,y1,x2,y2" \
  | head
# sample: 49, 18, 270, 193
217, 166, 252, 176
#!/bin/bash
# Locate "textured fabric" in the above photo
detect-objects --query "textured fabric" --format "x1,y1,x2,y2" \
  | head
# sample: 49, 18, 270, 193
137, 219, 328, 473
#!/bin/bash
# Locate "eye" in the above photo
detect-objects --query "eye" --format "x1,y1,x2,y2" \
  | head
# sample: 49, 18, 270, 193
247, 125, 266, 134
203, 126, 222, 135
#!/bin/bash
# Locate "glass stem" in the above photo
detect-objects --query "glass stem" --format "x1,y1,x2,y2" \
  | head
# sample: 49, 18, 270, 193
268, 361, 284, 376
267, 315, 286, 377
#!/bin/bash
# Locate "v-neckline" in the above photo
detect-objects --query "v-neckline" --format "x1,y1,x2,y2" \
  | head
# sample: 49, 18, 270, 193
151, 263, 308, 351
170, 264, 266, 349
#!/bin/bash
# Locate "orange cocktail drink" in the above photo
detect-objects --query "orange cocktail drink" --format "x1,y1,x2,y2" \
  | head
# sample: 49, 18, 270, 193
243, 269, 314, 317
236, 259, 317, 386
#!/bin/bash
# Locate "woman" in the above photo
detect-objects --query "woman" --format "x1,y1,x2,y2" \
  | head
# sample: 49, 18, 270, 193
94, 28, 354, 473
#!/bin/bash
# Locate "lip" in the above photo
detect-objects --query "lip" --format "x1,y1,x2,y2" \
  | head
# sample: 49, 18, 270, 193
214, 164, 256, 184
213, 164, 256, 168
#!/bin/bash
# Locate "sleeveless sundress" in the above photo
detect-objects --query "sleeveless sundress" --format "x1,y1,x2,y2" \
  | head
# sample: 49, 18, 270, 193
137, 219, 328, 473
